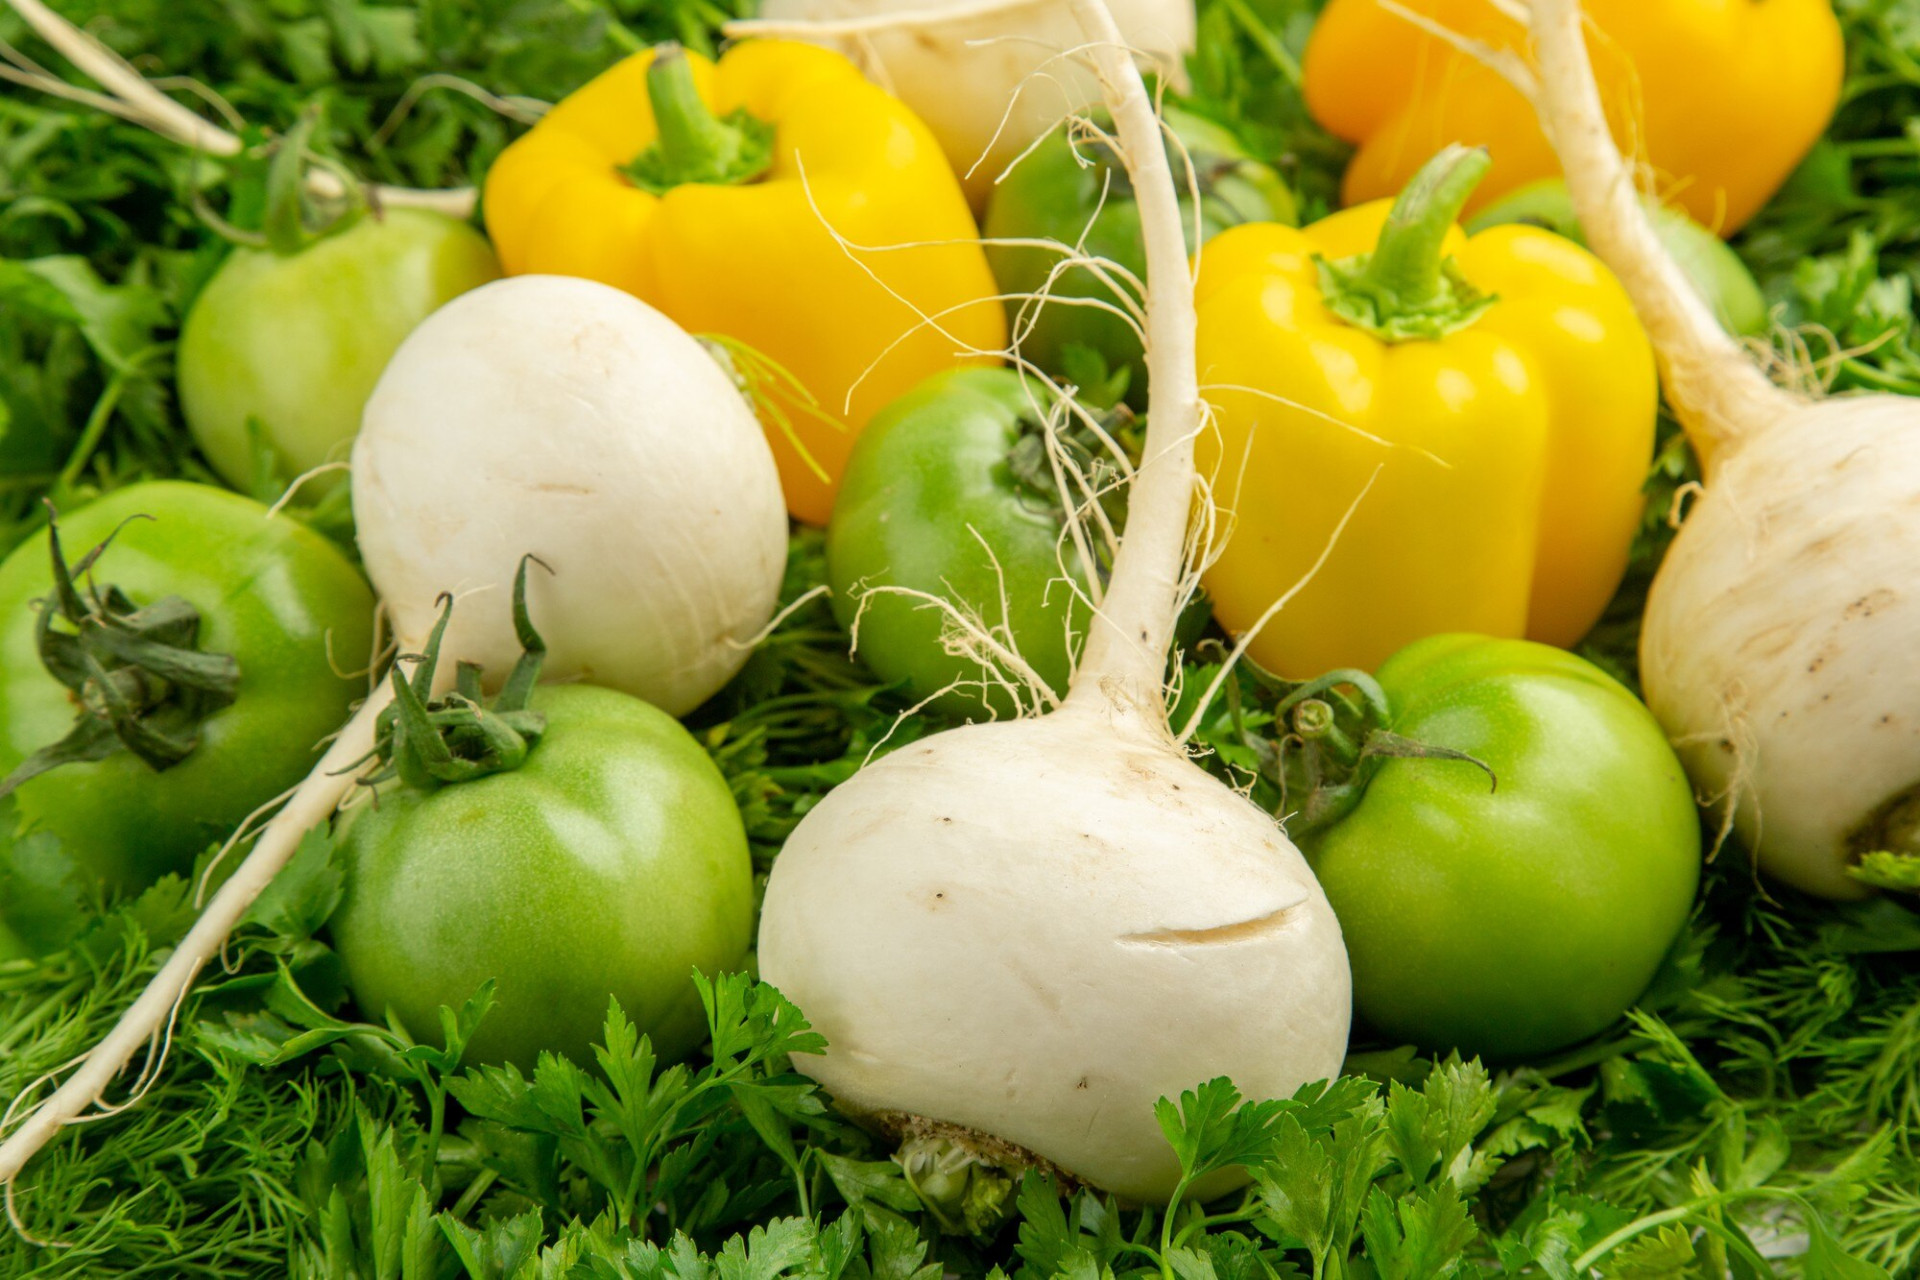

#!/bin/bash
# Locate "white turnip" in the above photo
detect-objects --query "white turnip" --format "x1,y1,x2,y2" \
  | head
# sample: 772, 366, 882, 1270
741, 0, 1194, 208
0, 276, 787, 1184
354, 276, 789, 718
1525, 0, 1920, 900
756, 0, 1350, 1203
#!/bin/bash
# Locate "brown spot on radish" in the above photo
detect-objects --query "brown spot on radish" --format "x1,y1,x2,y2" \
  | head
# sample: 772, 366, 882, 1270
1845, 590, 1897, 620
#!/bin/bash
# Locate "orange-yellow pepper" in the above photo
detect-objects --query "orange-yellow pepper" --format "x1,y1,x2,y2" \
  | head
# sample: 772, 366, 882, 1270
1302, 0, 1843, 234
484, 41, 1006, 525
1195, 147, 1656, 677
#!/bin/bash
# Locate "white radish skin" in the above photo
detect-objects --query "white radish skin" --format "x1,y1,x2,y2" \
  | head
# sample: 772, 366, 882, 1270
0, 275, 788, 1186
1639, 400, 1920, 900
760, 708, 1349, 1202
757, 0, 1350, 1202
745, 0, 1194, 208
1530, 0, 1920, 899
354, 275, 789, 717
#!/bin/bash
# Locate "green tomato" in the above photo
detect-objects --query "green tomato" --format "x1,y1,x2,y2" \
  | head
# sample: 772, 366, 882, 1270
177, 209, 500, 496
1300, 636, 1701, 1060
827, 368, 1098, 719
330, 684, 754, 1069
1467, 179, 1767, 336
983, 107, 1295, 408
0, 482, 375, 892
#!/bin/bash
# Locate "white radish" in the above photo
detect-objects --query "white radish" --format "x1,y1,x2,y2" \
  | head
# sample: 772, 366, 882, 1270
354, 276, 789, 718
0, 275, 787, 1184
740, 0, 1194, 208
756, 0, 1350, 1203
1525, 0, 1920, 900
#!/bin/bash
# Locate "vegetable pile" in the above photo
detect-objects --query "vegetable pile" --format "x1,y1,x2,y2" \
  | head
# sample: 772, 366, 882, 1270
2, 0, 1919, 1276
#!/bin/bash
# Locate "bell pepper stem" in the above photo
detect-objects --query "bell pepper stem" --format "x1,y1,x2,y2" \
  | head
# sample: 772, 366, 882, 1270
626, 43, 774, 193
1316, 144, 1498, 342
1362, 145, 1491, 304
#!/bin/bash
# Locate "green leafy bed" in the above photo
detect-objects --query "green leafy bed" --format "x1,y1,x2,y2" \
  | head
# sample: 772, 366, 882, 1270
3, 0, 1920, 1275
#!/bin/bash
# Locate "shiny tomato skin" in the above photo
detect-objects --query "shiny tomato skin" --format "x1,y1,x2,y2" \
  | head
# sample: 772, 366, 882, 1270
0, 482, 375, 892
177, 209, 500, 494
1301, 635, 1701, 1060
330, 684, 753, 1069
826, 367, 1090, 719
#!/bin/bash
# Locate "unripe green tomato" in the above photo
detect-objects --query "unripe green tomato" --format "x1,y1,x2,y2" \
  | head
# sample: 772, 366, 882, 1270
1300, 635, 1701, 1060
177, 209, 500, 496
330, 684, 754, 1069
827, 368, 1092, 719
1467, 179, 1767, 336
984, 107, 1295, 408
0, 482, 375, 892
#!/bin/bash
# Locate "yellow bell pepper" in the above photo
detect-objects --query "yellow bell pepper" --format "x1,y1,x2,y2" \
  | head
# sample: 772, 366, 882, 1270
1302, 0, 1843, 235
1195, 147, 1656, 677
484, 41, 1006, 525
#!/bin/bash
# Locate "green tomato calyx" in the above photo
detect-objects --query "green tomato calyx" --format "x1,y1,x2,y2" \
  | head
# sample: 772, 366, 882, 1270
624, 44, 775, 195
0, 508, 242, 801
1316, 144, 1498, 343
1003, 401, 1139, 555
1204, 653, 1494, 840
360, 556, 551, 792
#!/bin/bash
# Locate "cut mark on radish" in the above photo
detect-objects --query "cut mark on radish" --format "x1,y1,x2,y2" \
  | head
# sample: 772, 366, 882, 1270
1117, 902, 1306, 948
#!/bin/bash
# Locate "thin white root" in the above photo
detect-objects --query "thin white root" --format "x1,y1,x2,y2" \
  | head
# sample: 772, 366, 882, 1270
844, 524, 1063, 716
1376, 0, 1538, 98
725, 585, 833, 650
5, 0, 476, 218
1175, 465, 1384, 744
265, 462, 352, 518
1199, 381, 1454, 466
0, 680, 395, 1188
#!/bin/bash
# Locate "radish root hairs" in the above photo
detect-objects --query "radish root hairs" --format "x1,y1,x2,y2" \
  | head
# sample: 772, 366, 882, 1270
1526, 0, 1920, 900
756, 0, 1349, 1205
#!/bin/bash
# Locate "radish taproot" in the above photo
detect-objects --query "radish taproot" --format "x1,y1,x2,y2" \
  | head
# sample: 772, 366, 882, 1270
1525, 0, 1920, 900
0, 274, 786, 1184
756, 0, 1350, 1203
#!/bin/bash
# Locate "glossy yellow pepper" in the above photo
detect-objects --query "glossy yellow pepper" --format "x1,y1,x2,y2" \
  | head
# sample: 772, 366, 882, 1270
1302, 0, 1843, 234
1195, 147, 1655, 677
484, 41, 1006, 525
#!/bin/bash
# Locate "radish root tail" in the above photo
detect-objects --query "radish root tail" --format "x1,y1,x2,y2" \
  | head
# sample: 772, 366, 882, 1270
1521, 0, 1794, 473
